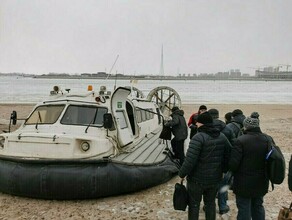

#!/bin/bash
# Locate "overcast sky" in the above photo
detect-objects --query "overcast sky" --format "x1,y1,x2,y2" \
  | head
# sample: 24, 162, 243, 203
1, 0, 292, 76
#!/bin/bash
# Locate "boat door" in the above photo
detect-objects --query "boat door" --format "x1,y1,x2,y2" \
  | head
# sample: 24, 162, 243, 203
111, 87, 135, 147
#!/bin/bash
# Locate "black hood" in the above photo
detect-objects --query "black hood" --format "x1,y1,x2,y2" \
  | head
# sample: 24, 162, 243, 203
243, 127, 262, 134
213, 119, 226, 132
171, 109, 184, 117
198, 124, 220, 138
231, 114, 246, 126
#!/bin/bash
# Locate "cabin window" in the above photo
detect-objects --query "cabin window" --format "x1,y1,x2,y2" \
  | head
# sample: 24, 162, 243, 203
61, 105, 107, 126
141, 110, 146, 122
136, 109, 142, 123
25, 105, 65, 125
147, 108, 154, 119
145, 111, 150, 120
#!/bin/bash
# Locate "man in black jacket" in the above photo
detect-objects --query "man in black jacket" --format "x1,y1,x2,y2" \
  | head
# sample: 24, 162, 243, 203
229, 112, 271, 220
226, 109, 245, 138
208, 109, 234, 144
179, 112, 231, 220
165, 106, 188, 165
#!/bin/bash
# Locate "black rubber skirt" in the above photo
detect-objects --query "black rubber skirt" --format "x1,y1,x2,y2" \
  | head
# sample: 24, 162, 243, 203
0, 156, 178, 200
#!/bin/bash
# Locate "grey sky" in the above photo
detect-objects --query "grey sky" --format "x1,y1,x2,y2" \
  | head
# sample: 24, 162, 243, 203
1, 0, 292, 75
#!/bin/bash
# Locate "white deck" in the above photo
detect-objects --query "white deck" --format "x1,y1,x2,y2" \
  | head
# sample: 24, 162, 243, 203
113, 132, 171, 165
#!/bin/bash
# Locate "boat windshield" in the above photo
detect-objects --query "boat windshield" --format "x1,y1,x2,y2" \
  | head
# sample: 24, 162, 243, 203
25, 105, 65, 125
60, 105, 108, 127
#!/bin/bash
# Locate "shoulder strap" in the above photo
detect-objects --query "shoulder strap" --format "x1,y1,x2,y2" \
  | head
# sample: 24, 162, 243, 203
262, 133, 275, 190
232, 122, 242, 137
232, 122, 240, 129
262, 134, 273, 151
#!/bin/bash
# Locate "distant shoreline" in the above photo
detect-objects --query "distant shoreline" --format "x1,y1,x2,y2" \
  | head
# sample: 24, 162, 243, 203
32, 75, 292, 81
1, 74, 292, 81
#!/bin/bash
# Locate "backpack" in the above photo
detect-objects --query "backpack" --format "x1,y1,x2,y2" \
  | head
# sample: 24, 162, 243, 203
264, 135, 286, 190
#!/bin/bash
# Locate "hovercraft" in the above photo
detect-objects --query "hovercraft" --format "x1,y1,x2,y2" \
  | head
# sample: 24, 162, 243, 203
0, 85, 181, 199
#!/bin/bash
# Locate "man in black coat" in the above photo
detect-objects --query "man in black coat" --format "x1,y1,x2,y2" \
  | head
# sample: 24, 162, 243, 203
229, 112, 271, 220
179, 112, 231, 220
226, 109, 245, 138
208, 109, 234, 144
165, 106, 188, 165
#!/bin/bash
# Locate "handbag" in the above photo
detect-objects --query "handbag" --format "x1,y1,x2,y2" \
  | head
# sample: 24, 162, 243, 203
278, 202, 292, 220
159, 124, 172, 140
173, 179, 188, 211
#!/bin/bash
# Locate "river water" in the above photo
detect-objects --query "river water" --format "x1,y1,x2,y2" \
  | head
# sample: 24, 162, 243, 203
0, 76, 291, 104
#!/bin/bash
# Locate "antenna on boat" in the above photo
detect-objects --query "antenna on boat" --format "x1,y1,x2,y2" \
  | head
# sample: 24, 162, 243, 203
114, 70, 118, 90
106, 54, 119, 80
159, 44, 164, 76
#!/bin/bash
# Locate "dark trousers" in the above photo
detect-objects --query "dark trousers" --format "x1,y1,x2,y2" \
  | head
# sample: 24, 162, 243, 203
171, 139, 185, 165
187, 180, 217, 220
235, 195, 265, 220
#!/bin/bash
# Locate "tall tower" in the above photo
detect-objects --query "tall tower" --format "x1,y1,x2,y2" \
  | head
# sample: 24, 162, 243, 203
159, 45, 164, 76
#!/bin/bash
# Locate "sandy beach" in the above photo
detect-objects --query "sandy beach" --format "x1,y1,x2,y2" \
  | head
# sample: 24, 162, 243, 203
0, 103, 291, 220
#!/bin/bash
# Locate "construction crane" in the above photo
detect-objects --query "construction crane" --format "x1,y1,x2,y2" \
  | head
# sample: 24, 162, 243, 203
279, 64, 291, 72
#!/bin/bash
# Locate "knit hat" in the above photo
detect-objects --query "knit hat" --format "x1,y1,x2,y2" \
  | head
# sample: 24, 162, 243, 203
199, 105, 207, 111
251, 112, 259, 119
243, 116, 260, 130
171, 106, 179, 112
197, 112, 213, 124
208, 108, 219, 119
232, 109, 243, 117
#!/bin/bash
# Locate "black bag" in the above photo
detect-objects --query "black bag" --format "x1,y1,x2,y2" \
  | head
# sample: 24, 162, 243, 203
159, 125, 172, 140
173, 180, 188, 211
265, 135, 286, 189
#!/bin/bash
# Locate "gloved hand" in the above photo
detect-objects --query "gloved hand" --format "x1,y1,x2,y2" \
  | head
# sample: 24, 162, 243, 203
189, 124, 196, 129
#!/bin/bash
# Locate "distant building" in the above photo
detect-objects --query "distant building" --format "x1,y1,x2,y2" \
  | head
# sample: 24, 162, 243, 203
263, 66, 275, 72
216, 72, 229, 78
229, 69, 241, 78
255, 70, 292, 79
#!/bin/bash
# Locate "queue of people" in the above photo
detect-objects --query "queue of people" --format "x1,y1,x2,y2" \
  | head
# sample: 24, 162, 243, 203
165, 105, 290, 220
